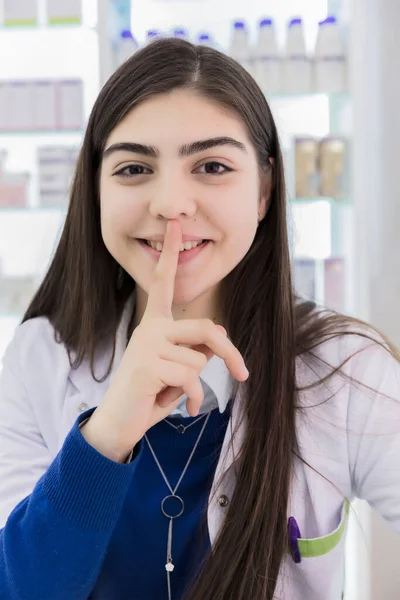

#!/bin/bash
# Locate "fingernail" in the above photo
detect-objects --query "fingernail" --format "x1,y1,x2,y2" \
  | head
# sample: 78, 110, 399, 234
243, 366, 249, 377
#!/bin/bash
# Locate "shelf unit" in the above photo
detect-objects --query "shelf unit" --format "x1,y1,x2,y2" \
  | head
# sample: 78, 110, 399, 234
0, 1, 353, 328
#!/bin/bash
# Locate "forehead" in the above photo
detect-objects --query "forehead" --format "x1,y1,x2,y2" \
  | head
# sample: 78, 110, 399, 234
106, 88, 253, 148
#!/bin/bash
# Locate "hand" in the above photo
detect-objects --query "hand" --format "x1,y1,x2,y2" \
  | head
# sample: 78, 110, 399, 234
81, 220, 249, 462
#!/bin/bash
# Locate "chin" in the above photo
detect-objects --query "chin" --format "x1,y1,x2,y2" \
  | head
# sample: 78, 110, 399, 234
171, 286, 206, 307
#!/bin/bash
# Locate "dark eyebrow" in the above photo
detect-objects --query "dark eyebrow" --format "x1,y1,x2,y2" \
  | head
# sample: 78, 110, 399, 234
103, 137, 247, 160
103, 142, 159, 159
178, 137, 247, 157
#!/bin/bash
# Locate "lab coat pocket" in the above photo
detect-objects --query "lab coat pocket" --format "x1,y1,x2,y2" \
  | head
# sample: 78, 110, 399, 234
286, 500, 350, 600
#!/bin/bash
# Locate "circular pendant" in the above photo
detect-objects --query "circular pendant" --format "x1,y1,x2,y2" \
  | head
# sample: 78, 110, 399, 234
161, 494, 184, 519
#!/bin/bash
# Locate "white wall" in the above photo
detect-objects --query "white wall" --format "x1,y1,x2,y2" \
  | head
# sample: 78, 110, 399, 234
351, 0, 400, 597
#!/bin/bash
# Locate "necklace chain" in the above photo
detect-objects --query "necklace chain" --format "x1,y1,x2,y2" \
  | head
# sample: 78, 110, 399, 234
144, 411, 211, 600
164, 412, 208, 434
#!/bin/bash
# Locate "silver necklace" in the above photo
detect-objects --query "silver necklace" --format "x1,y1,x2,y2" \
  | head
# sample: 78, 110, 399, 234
144, 411, 211, 600
164, 412, 208, 434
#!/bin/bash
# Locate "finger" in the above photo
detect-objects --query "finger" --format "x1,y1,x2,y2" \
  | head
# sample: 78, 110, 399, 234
157, 385, 202, 418
166, 319, 248, 382
155, 360, 205, 413
159, 343, 212, 372
156, 339, 218, 410
145, 219, 182, 318
156, 387, 186, 409
215, 325, 227, 336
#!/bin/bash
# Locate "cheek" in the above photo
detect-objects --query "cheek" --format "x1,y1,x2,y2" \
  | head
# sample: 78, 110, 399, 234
215, 180, 259, 230
218, 182, 259, 255
100, 182, 139, 239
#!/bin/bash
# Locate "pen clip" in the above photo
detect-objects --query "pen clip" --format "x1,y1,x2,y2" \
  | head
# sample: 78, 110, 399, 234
288, 516, 302, 563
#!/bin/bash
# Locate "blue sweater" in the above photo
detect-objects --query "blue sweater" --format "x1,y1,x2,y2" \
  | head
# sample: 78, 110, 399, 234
0, 402, 231, 600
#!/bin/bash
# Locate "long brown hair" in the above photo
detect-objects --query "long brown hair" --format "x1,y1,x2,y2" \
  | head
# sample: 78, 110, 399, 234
23, 38, 400, 599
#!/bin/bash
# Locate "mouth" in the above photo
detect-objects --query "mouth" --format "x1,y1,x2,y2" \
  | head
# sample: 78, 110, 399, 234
141, 239, 207, 251
137, 238, 211, 265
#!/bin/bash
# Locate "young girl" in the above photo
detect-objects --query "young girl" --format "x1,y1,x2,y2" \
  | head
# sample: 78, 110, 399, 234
0, 38, 399, 600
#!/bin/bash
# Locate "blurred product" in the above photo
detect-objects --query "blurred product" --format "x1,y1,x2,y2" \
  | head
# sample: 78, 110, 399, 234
57, 79, 84, 130
283, 17, 312, 94
319, 137, 347, 199
173, 28, 188, 41
228, 20, 253, 76
293, 259, 316, 302
38, 146, 78, 207
314, 16, 347, 93
253, 18, 281, 96
324, 258, 345, 312
197, 33, 215, 47
46, 0, 82, 25
31, 80, 57, 130
115, 30, 139, 68
4, 81, 32, 131
0, 172, 30, 208
294, 137, 319, 198
0, 79, 83, 132
3, 0, 38, 27
139, 16, 347, 95
146, 30, 162, 43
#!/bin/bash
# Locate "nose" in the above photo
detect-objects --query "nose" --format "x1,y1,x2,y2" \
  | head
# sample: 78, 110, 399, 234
148, 173, 197, 220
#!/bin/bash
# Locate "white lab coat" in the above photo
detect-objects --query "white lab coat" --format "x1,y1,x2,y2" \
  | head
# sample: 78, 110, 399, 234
1, 298, 400, 600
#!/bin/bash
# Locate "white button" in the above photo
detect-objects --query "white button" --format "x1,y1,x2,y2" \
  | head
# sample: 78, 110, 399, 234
77, 402, 89, 413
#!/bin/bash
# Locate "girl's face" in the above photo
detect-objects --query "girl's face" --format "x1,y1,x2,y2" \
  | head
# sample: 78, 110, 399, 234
100, 88, 269, 322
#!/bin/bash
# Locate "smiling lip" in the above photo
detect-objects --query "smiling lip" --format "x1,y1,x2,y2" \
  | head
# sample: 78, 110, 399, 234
138, 239, 211, 265
140, 234, 206, 243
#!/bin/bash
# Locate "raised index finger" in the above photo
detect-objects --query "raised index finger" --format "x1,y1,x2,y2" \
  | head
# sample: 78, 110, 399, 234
145, 219, 182, 318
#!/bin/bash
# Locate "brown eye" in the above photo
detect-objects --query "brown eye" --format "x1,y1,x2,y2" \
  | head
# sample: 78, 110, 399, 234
114, 164, 152, 177
196, 161, 233, 175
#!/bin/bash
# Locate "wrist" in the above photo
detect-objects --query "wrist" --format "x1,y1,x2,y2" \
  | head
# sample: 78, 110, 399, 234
80, 417, 134, 464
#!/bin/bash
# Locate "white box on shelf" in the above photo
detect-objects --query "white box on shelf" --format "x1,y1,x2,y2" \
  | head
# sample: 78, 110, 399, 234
56, 79, 84, 130
293, 259, 316, 302
5, 81, 34, 132
0, 83, 7, 132
38, 146, 71, 207
46, 0, 82, 25
32, 81, 57, 131
39, 190, 68, 207
4, 0, 38, 26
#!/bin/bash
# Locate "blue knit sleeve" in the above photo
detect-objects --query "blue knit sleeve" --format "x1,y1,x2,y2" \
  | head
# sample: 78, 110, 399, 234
0, 408, 143, 600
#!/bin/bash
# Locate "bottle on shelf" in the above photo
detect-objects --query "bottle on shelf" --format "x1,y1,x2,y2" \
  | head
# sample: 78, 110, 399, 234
228, 20, 253, 76
197, 33, 216, 48
146, 30, 162, 44
3, 0, 38, 27
115, 30, 139, 68
173, 28, 188, 41
314, 16, 347, 93
253, 18, 281, 96
283, 17, 312, 94
46, 0, 82, 25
